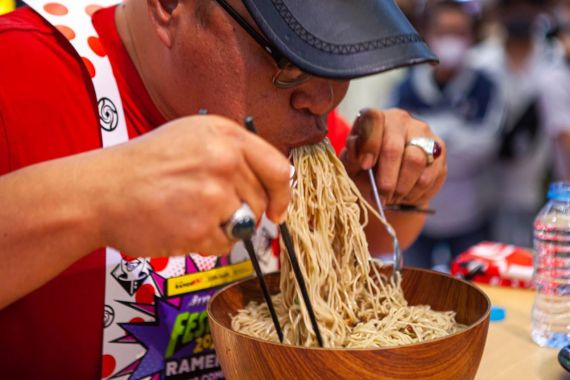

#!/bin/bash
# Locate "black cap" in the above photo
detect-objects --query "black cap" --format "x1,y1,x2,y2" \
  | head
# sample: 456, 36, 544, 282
243, 0, 438, 79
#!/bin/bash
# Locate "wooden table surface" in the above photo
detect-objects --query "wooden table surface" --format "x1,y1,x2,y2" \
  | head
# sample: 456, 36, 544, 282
476, 284, 570, 380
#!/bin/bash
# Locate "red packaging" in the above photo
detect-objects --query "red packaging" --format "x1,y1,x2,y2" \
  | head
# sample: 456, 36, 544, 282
451, 241, 534, 289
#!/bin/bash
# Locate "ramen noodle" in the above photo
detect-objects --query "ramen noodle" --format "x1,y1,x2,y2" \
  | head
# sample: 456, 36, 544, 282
232, 139, 460, 348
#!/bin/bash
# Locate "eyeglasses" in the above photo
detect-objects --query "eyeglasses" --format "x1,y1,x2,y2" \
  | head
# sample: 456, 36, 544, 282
215, 0, 312, 89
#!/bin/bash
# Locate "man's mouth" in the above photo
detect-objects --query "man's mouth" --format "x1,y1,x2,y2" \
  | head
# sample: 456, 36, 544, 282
279, 114, 330, 157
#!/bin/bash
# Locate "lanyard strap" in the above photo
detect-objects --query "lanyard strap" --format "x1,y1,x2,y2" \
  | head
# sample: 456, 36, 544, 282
25, 0, 128, 148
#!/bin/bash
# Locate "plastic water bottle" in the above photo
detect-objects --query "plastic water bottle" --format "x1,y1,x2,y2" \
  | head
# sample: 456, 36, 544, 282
531, 182, 570, 348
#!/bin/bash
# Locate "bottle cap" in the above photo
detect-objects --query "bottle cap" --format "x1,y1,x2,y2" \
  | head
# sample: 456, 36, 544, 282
490, 306, 506, 322
548, 182, 570, 201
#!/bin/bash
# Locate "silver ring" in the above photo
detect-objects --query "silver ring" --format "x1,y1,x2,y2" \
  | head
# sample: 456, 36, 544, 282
405, 137, 442, 166
222, 203, 256, 241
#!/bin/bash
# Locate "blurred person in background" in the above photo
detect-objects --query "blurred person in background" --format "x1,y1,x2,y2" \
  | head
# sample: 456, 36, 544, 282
338, 0, 422, 120
470, 0, 559, 248
392, 0, 505, 269
538, 0, 570, 180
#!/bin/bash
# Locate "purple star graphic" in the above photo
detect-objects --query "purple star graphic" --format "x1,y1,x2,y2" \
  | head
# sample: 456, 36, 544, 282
120, 289, 219, 379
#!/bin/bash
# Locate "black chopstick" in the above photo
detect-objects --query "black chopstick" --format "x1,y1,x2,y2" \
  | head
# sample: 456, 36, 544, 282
243, 239, 284, 343
279, 224, 324, 347
244, 116, 256, 133
198, 109, 284, 342
245, 116, 324, 347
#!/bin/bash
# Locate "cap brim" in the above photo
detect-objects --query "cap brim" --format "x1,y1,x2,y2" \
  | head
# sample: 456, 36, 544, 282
243, 0, 438, 79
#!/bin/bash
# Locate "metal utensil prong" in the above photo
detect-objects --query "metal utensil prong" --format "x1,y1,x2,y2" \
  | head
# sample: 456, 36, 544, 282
367, 169, 402, 274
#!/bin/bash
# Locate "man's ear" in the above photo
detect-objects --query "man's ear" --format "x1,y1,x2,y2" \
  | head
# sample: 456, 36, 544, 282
147, 0, 179, 48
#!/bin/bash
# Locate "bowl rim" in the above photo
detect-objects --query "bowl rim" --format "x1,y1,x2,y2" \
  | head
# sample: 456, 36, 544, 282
207, 266, 491, 352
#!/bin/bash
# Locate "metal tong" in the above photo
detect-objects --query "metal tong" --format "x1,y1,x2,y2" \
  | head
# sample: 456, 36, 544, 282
367, 169, 403, 275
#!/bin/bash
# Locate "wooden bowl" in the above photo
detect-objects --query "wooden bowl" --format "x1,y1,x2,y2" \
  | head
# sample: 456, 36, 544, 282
208, 267, 491, 380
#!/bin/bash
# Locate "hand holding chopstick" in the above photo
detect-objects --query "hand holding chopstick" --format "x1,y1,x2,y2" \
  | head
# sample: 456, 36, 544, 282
199, 109, 284, 342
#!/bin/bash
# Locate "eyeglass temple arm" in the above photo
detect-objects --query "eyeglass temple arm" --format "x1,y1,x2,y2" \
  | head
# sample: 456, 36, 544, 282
215, 0, 288, 67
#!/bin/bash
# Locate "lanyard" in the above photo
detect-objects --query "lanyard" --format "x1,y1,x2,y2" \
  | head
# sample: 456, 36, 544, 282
25, 0, 128, 148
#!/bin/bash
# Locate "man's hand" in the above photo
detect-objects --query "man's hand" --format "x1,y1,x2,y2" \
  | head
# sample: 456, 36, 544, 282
0, 114, 290, 308
340, 108, 447, 206
95, 115, 291, 257
339, 108, 447, 254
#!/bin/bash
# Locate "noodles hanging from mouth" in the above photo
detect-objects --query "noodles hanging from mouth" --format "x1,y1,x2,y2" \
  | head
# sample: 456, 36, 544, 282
231, 139, 461, 348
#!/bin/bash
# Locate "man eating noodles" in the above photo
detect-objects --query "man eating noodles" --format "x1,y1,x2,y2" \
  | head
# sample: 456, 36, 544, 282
0, 0, 446, 378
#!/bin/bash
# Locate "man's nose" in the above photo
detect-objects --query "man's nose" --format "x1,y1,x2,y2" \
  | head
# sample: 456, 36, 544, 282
290, 78, 349, 115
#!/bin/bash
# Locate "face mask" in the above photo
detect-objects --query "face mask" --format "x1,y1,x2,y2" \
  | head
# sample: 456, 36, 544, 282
429, 36, 470, 69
